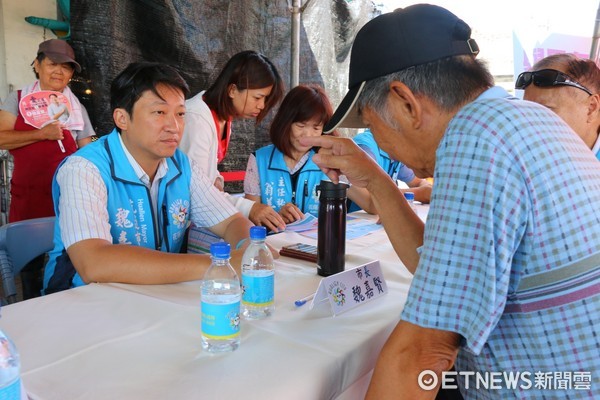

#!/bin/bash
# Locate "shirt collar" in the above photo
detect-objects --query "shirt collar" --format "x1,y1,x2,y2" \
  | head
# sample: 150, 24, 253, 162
591, 134, 600, 158
474, 86, 516, 102
117, 133, 168, 186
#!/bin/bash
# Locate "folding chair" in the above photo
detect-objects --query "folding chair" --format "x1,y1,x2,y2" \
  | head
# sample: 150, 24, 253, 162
0, 150, 12, 226
0, 217, 55, 304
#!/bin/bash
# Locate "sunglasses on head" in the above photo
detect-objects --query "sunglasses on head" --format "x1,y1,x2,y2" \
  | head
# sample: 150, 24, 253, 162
515, 69, 593, 96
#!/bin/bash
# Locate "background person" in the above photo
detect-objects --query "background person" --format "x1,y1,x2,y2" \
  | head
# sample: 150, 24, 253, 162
43, 62, 253, 294
517, 53, 600, 159
352, 129, 432, 207
0, 38, 95, 299
301, 5, 600, 399
244, 84, 375, 224
180, 50, 286, 232
0, 39, 95, 221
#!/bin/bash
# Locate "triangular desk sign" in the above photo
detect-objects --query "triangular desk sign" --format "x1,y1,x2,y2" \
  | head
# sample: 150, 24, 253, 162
310, 260, 387, 315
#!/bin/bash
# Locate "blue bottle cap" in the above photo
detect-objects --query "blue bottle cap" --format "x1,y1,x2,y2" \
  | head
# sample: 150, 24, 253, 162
210, 242, 231, 258
249, 226, 267, 240
404, 192, 415, 201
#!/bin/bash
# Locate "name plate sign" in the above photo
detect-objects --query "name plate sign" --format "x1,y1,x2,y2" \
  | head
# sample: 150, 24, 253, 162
310, 260, 387, 315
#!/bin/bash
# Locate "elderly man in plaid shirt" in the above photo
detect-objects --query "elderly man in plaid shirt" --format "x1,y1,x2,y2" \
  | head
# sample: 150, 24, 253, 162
302, 4, 600, 399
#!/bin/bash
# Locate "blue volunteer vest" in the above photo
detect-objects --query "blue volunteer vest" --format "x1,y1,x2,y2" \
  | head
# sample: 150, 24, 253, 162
350, 131, 403, 212
255, 144, 325, 217
43, 129, 193, 293
353, 131, 399, 177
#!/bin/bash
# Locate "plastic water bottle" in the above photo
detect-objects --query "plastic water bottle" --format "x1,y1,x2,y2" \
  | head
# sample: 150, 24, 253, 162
404, 191, 417, 213
0, 327, 21, 400
201, 242, 241, 353
241, 226, 274, 319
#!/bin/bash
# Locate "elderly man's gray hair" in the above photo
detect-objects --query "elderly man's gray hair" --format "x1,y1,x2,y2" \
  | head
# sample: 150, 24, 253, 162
357, 55, 493, 128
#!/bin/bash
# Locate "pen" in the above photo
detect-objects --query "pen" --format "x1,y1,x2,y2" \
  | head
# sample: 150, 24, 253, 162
294, 292, 315, 307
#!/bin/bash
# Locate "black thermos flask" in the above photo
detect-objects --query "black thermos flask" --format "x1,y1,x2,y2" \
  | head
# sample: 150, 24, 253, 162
316, 180, 349, 276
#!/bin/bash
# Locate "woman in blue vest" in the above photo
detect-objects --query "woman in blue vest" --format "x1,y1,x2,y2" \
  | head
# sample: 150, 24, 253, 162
244, 85, 373, 224
349, 129, 432, 213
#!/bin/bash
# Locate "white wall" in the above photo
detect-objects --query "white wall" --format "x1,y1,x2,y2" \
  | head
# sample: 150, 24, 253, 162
0, 0, 57, 103
0, 2, 5, 102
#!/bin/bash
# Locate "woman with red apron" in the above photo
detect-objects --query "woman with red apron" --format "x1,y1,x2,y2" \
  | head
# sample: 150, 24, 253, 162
9, 90, 78, 222
0, 39, 93, 299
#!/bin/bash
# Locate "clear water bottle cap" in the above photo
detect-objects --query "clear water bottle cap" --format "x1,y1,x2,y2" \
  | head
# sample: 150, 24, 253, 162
210, 242, 231, 258
249, 226, 267, 240
404, 192, 415, 201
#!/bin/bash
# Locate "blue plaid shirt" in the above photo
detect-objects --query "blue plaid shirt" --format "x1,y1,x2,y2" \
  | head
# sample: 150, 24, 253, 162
402, 87, 600, 399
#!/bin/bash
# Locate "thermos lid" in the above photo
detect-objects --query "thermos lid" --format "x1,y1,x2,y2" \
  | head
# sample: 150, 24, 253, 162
317, 180, 350, 199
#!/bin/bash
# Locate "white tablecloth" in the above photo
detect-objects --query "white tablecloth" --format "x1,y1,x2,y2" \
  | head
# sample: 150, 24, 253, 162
0, 209, 425, 400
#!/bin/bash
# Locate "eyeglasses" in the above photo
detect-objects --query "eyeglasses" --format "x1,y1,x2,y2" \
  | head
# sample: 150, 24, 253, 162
515, 69, 593, 96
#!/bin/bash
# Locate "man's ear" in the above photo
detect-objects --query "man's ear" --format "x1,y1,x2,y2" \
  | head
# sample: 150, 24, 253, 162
113, 108, 129, 132
388, 81, 422, 128
587, 94, 600, 123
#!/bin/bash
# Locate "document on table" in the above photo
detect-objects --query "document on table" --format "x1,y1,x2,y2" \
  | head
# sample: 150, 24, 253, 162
284, 213, 318, 232
345, 217, 383, 239
295, 215, 383, 240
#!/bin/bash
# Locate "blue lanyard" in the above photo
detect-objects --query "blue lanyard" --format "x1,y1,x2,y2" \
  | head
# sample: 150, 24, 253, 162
387, 160, 399, 179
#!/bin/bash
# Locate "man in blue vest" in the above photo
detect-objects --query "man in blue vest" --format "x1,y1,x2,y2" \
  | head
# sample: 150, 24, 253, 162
43, 62, 253, 294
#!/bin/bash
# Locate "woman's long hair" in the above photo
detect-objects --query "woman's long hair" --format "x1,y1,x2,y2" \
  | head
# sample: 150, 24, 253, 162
204, 50, 284, 122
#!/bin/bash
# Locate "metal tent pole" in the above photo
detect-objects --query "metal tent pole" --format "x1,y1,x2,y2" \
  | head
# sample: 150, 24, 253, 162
290, 0, 301, 88
590, 1, 600, 63
289, 0, 313, 88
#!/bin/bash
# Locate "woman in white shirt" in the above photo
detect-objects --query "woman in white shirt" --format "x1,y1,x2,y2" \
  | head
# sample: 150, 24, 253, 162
181, 50, 284, 190
181, 50, 287, 232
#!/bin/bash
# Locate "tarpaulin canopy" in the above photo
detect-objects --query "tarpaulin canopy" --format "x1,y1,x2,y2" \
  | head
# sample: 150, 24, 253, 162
70, 0, 377, 191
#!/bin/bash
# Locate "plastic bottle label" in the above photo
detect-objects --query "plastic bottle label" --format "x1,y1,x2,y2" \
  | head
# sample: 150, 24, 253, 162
242, 272, 274, 306
201, 301, 241, 339
0, 378, 21, 400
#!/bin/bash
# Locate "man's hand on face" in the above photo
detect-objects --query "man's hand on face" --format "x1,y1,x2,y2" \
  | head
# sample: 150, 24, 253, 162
299, 135, 384, 190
